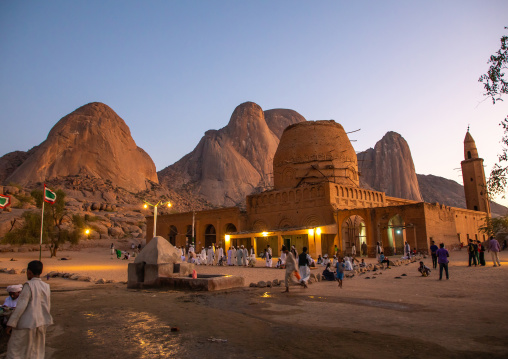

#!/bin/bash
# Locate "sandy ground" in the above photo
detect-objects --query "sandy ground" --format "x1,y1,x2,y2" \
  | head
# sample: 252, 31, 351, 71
0, 246, 507, 358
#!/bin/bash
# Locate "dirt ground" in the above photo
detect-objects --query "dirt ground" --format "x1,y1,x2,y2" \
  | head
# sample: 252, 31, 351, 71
0, 247, 507, 358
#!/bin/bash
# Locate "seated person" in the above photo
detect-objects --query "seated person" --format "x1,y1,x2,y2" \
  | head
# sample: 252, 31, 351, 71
317, 255, 323, 265
379, 252, 390, 268
322, 263, 335, 281
322, 254, 330, 267
359, 258, 367, 268
344, 256, 353, 271
2, 285, 22, 308
418, 261, 431, 277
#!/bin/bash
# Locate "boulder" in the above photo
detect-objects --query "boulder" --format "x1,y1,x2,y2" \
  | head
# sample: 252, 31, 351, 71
257, 281, 267, 288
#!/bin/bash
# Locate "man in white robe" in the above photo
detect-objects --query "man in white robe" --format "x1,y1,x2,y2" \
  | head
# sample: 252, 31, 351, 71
282, 246, 299, 292
207, 246, 214, 265
237, 246, 244, 266
227, 247, 232, 266
3, 284, 22, 308
200, 248, 207, 265
6, 260, 53, 359
217, 246, 224, 265
232, 247, 237, 266
298, 247, 311, 287
242, 247, 248, 266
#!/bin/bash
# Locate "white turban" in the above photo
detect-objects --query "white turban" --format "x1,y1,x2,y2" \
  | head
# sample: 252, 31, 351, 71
6, 284, 23, 293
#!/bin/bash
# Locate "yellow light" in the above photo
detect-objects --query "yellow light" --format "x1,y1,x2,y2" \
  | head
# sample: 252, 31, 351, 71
316, 228, 321, 235
225, 235, 230, 242
85, 229, 90, 235
308, 229, 314, 236
167, 202, 172, 207
262, 232, 268, 237
143, 204, 148, 209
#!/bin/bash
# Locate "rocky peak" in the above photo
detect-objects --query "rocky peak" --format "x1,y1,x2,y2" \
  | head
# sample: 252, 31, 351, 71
357, 131, 423, 201
4, 102, 158, 192
158, 102, 307, 206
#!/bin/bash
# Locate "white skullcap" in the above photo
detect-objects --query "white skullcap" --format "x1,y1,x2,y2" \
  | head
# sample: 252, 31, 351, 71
6, 284, 22, 293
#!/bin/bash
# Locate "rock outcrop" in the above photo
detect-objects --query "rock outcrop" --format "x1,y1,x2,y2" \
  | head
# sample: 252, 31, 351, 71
417, 174, 507, 217
357, 132, 423, 201
0, 150, 32, 184
5, 102, 158, 192
158, 102, 306, 206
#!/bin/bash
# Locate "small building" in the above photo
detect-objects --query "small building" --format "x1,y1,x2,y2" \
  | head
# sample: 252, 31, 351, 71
147, 121, 489, 258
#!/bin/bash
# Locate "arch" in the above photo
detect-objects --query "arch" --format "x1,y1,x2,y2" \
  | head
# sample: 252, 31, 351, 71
467, 151, 471, 159
387, 214, 405, 255
303, 214, 321, 227
278, 217, 294, 229
282, 167, 296, 187
224, 223, 237, 233
253, 220, 268, 232
282, 192, 288, 203
341, 187, 345, 197
341, 215, 367, 256
204, 224, 216, 248
335, 186, 339, 197
168, 225, 178, 246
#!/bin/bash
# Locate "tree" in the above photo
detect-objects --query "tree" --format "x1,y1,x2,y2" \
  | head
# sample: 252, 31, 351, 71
479, 215, 508, 237
31, 189, 80, 257
478, 27, 508, 197
3, 189, 80, 257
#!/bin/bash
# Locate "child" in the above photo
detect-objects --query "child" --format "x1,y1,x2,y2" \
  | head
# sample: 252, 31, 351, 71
335, 257, 345, 288
418, 261, 431, 277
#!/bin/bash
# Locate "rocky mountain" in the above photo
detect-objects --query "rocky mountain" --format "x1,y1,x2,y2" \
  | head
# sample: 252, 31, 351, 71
357, 132, 423, 201
417, 174, 507, 217
4, 102, 158, 192
158, 102, 306, 206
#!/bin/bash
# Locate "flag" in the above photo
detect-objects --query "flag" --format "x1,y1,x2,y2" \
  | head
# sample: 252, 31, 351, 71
0, 194, 11, 209
44, 185, 57, 204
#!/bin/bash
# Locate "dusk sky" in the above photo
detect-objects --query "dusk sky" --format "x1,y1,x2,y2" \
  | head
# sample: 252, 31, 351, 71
1, 1, 507, 205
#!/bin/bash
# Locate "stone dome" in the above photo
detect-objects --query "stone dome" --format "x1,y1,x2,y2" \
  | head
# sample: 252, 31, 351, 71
273, 120, 359, 189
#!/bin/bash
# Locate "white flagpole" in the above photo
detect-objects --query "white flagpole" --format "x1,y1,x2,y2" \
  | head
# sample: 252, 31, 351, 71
39, 198, 45, 261
192, 211, 195, 245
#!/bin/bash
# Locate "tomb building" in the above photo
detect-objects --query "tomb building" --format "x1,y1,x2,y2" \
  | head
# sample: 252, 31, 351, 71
147, 121, 489, 258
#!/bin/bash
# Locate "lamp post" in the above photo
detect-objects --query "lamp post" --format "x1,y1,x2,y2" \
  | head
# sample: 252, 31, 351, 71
143, 200, 171, 238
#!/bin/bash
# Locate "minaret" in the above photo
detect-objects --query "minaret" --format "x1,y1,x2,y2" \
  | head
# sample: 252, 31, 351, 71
460, 128, 491, 216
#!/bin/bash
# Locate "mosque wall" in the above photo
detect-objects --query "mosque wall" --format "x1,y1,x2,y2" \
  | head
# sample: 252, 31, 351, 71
147, 207, 248, 252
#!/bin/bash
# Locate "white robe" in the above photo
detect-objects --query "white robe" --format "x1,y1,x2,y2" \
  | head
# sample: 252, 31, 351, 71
207, 248, 214, 265
7, 278, 53, 359
232, 248, 237, 266
237, 248, 243, 266
280, 252, 287, 265
242, 248, 248, 266
227, 249, 232, 265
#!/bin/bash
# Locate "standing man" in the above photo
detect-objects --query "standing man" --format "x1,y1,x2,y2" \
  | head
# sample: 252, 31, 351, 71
467, 239, 477, 267
282, 246, 298, 293
404, 241, 411, 259
376, 241, 382, 261
236, 246, 244, 266
488, 236, 501, 267
6, 260, 53, 358
436, 243, 449, 280
430, 240, 439, 269
298, 247, 311, 288
242, 246, 248, 266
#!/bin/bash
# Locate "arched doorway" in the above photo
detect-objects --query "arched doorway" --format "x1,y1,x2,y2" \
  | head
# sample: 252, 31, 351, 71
388, 214, 405, 255
341, 215, 367, 256
168, 225, 178, 246
204, 224, 216, 248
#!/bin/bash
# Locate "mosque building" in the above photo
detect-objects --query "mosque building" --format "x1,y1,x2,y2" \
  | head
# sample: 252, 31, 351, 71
147, 120, 489, 258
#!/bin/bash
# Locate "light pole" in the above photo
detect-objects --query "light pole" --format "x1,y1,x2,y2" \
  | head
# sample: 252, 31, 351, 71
143, 200, 171, 238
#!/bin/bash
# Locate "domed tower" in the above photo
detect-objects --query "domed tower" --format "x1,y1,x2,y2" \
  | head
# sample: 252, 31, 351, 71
273, 120, 359, 189
460, 129, 491, 216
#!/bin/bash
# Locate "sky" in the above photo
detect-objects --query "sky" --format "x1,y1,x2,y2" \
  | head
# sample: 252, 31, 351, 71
1, 1, 507, 205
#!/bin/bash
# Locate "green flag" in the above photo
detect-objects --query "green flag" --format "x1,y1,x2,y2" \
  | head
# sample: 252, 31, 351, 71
44, 185, 56, 204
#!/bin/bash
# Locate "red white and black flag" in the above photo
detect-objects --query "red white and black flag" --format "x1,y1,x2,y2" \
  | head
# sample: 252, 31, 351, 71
0, 194, 11, 209
44, 185, 56, 204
